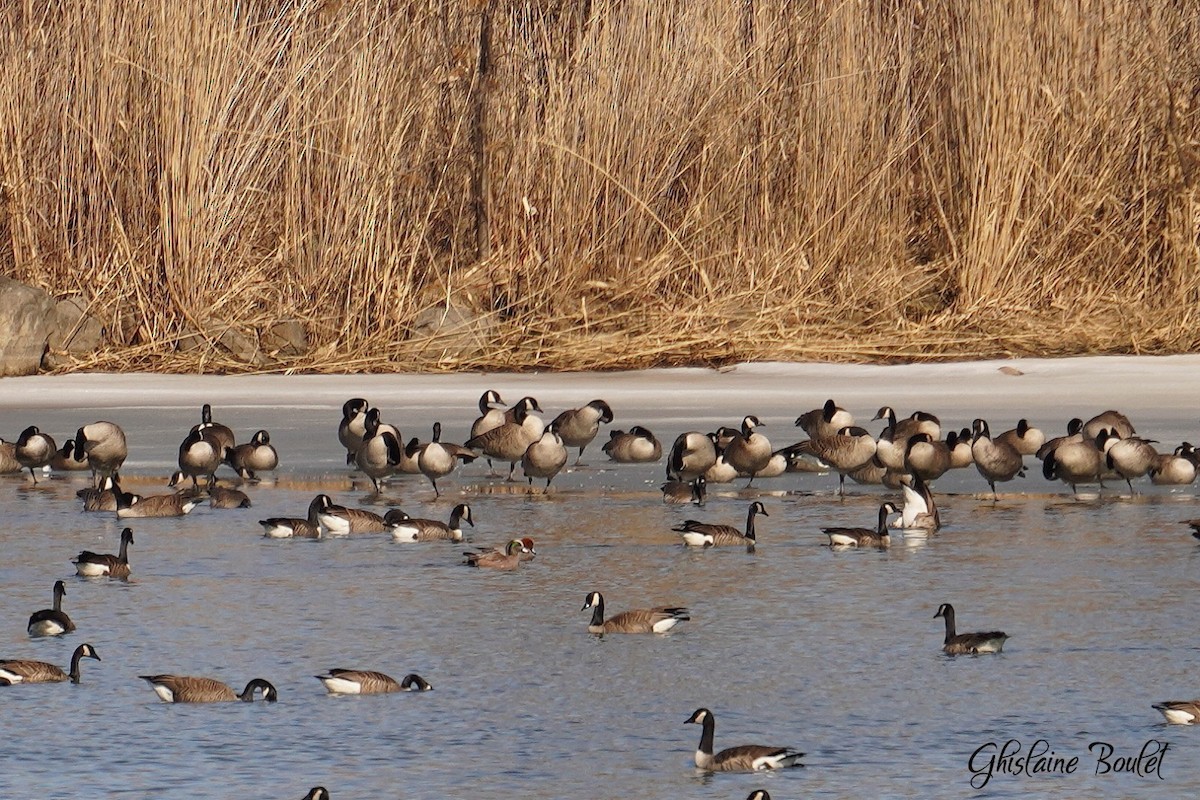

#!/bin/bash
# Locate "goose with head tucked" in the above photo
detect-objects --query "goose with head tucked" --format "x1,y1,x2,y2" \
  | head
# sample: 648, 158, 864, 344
795, 398, 854, 440
354, 408, 402, 492
465, 399, 543, 481
675, 501, 767, 548
387, 503, 473, 542
140, 673, 278, 703
302, 789, 330, 800
15, 425, 55, 482
666, 431, 718, 482
660, 475, 705, 505
603, 426, 663, 463
1151, 443, 1198, 485
722, 415, 772, 485
28, 580, 75, 636
934, 603, 1008, 654
114, 481, 199, 518
469, 390, 507, 474
552, 399, 614, 464
997, 419, 1045, 457
50, 439, 90, 472
581, 591, 689, 635
207, 484, 251, 509
0, 643, 100, 685
73, 421, 128, 488
78, 476, 135, 512
1102, 430, 1159, 493
822, 502, 897, 548
177, 427, 223, 489
259, 494, 326, 539
684, 707, 805, 772
73, 527, 134, 578
1035, 417, 1084, 461
338, 398, 370, 465
1041, 431, 1106, 495
315, 669, 432, 695
223, 429, 278, 480
903, 432, 952, 482
1082, 409, 1135, 441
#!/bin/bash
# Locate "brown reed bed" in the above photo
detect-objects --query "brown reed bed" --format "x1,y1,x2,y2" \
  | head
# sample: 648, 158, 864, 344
2, 1, 1199, 374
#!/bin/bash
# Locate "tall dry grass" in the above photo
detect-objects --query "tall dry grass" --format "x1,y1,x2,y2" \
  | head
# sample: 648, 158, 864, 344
0, 0, 1198, 372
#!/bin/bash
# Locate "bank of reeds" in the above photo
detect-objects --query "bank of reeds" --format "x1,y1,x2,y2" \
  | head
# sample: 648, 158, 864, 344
1, 1, 1198, 372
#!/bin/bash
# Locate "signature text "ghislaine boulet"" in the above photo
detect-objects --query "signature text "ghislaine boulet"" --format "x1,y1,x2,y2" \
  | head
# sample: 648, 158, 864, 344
967, 738, 1169, 789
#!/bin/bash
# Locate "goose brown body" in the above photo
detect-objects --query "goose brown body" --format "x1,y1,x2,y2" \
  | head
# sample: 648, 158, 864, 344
140, 674, 278, 703
934, 603, 1008, 654
675, 501, 767, 548
581, 591, 689, 634
685, 708, 804, 772
315, 669, 433, 695
73, 527, 134, 578
0, 643, 100, 685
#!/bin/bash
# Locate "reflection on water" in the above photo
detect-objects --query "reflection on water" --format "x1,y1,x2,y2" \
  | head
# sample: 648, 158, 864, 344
1, 402, 1198, 799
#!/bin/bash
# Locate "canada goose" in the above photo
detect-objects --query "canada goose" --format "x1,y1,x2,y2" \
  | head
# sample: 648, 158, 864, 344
0, 643, 100, 685
259, 494, 325, 538
1035, 418, 1084, 460
0, 438, 21, 473
338, 398, 370, 465
581, 591, 689, 634
552, 399, 614, 463
997, 419, 1045, 456
140, 674, 278, 703
192, 404, 236, 455
315, 669, 433, 695
177, 427, 222, 489
934, 603, 1008, 654
703, 450, 740, 483
603, 426, 663, 463
1152, 699, 1200, 725
746, 792, 772, 800
223, 429, 278, 480
970, 419, 1025, 499
674, 501, 767, 548
684, 708, 805, 772
317, 497, 387, 535
303, 789, 330, 800
463, 538, 528, 569
50, 439, 90, 472
114, 483, 199, 518
354, 409, 402, 492
661, 476, 705, 505
208, 485, 252, 509
73, 421, 128, 488
795, 398, 854, 440
946, 428, 974, 469
72, 527, 133, 578
1103, 431, 1159, 492
28, 580, 75, 636
897, 473, 940, 532
521, 427, 569, 490
845, 455, 903, 488
465, 400, 544, 481
417, 422, 477, 497
1041, 433, 1105, 495
1083, 409, 1135, 441
667, 431, 719, 482
904, 432, 951, 482
1182, 518, 1200, 541
15, 425, 56, 481
822, 502, 897, 548
723, 415, 773, 485
1150, 443, 1198, 485
874, 407, 941, 447
503, 396, 545, 433
794, 426, 878, 495
387, 503, 473, 542
78, 476, 136, 512
469, 390, 507, 474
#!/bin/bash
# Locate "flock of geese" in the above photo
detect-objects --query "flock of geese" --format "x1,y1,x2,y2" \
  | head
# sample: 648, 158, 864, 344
3, 392, 1200, 799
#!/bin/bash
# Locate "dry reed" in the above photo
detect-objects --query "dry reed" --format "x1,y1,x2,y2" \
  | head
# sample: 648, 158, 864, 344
1, 0, 1198, 373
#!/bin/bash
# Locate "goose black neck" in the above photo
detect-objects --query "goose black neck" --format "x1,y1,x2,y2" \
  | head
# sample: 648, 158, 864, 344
745, 506, 758, 541
589, 596, 605, 627
696, 714, 715, 755
68, 649, 85, 684
877, 505, 891, 535
941, 607, 957, 643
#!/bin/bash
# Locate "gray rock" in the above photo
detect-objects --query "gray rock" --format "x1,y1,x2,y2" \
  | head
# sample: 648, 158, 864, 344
0, 277, 55, 376
411, 302, 496, 362
262, 320, 309, 357
176, 320, 270, 366
47, 296, 105, 355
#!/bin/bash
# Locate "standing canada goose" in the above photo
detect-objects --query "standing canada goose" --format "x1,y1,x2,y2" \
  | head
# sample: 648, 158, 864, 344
177, 427, 223, 489
970, 419, 1025, 499
15, 425, 56, 481
521, 427, 569, 491
417, 422, 477, 497
315, 669, 433, 694
140, 674, 278, 703
904, 433, 951, 482
661, 476, 706, 505
387, 503, 473, 542
303, 789, 330, 800
1083, 409, 1135, 441
794, 426, 878, 495
674, 501, 767, 548
463, 539, 528, 570
1152, 699, 1200, 725
465, 400, 544, 481
822, 502, 897, 548
0, 643, 100, 685
1103, 431, 1159, 493
469, 390, 507, 474
208, 485, 252, 509
603, 426, 663, 463
581, 591, 689, 634
0, 438, 21, 473
317, 496, 387, 534
1150, 443, 1198, 485
684, 708, 805, 771
723, 415, 772, 485
997, 419, 1045, 456
1042, 433, 1105, 495
192, 404, 236, 455
72, 527, 134, 578
50, 439, 90, 472
667, 431, 718, 482
78, 477, 136, 512
338, 398, 370, 465
354, 409, 402, 492
934, 603, 1008, 654
28, 580, 75, 636
503, 396, 545, 431
897, 473, 940, 532
73, 421, 128, 488
259, 494, 326, 538
795, 398, 854, 440
552, 399, 614, 464
223, 429, 278, 480
114, 483, 199, 518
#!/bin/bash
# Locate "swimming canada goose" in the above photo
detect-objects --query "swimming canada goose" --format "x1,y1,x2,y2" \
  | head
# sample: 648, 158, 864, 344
338, 398, 370, 465
674, 501, 767, 548
315, 669, 433, 694
114, 482, 200, 518
897, 473, 940, 532
15, 425, 56, 481
78, 476, 136, 512
0, 643, 100, 685
551, 399, 614, 463
603, 426, 663, 462
208, 485, 252, 509
684, 708, 805, 771
997, 419, 1045, 456
177, 427, 223, 489
192, 404, 236, 454
795, 398, 854, 440
465, 399, 544, 481
1103, 431, 1160, 492
1152, 699, 1200, 725
1150, 443, 1198, 485
223, 429, 278, 480
317, 496, 387, 535
794, 425, 878, 495
302, 789, 330, 800
1035, 418, 1084, 460
746, 792, 772, 800
0, 438, 21, 473
417, 422, 477, 497
463, 538, 528, 569
661, 476, 706, 505
903, 433, 951, 482
581, 591, 689, 634
28, 580, 75, 636
521, 427, 569, 490
469, 389, 508, 474
723, 415, 773, 485
933, 603, 1008, 654
1041, 433, 1105, 495
1082, 409, 1135, 441
73, 527, 134, 578
354, 409, 403, 492
970, 419, 1025, 499
49, 439, 90, 472
259, 494, 326, 538
667, 431, 719, 482
73, 421, 128, 488
822, 502, 897, 548
387, 503, 473, 542
140, 674, 278, 703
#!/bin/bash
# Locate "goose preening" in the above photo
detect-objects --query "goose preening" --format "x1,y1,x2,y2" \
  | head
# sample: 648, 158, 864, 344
315, 669, 433, 695
1152, 699, 1200, 725
1035, 417, 1084, 460
49, 439, 90, 472
78, 477, 134, 512
15, 425, 56, 481
1102, 431, 1159, 493
387, 503, 473, 542
416, 422, 477, 497
259, 494, 326, 538
897, 473, 940, 532
521, 427, 568, 491
1082, 409, 1135, 441
72, 527, 134, 578
934, 603, 1008, 654
674, 501, 767, 548
354, 408, 402, 492
469, 389, 507, 473
1150, 443, 1198, 485
997, 418, 1045, 456
603, 426, 663, 463
581, 591, 689, 634
223, 429, 278, 480
1041, 432, 1105, 495
723, 415, 773, 485
303, 789, 330, 800
792, 426, 877, 495
970, 419, 1025, 499
0, 643, 100, 685
192, 404, 236, 453
903, 432, 952, 482
551, 399, 614, 463
316, 496, 387, 535
465, 398, 543, 481
795, 398, 854, 440
666, 431, 718, 482
73, 421, 128, 488
463, 539, 529, 570
822, 502, 897, 548
140, 674, 278, 703
660, 476, 705, 505
28, 580, 75, 636
684, 707, 805, 771
338, 398, 370, 465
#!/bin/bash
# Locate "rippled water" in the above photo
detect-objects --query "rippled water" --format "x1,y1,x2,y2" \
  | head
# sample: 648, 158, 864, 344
2, 364, 1199, 799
